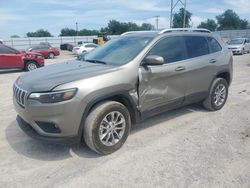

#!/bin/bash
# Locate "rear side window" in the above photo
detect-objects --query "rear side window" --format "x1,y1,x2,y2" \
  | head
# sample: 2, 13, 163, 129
32, 46, 41, 50
207, 37, 222, 53
184, 36, 209, 58
148, 36, 187, 64
0, 46, 16, 54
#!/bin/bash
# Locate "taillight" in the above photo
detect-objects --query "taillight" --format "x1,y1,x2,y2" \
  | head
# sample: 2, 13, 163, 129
75, 47, 80, 50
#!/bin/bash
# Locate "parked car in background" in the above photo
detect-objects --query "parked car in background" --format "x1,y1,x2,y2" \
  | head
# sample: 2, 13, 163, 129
60, 43, 74, 51
27, 45, 60, 59
0, 39, 3, 44
72, 43, 98, 55
14, 28, 233, 155
0, 44, 44, 71
227, 38, 250, 55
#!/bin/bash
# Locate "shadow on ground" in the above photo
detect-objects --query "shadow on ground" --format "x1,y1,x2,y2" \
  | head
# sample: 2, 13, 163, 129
0, 69, 23, 74
5, 104, 206, 161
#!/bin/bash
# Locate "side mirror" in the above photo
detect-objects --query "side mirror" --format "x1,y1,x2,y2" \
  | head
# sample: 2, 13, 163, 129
144, 55, 164, 66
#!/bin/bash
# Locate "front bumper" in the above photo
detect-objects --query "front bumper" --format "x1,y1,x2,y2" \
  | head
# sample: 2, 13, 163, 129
230, 49, 242, 54
16, 116, 79, 145
13, 94, 85, 144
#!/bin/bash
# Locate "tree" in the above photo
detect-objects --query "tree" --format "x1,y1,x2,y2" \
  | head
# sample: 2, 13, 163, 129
101, 20, 154, 35
141, 23, 155, 30
239, 19, 249, 29
10, 35, 20, 38
78, 29, 98, 36
26, 29, 52, 37
173, 8, 192, 28
197, 19, 218, 31
60, 28, 77, 36
216, 9, 249, 30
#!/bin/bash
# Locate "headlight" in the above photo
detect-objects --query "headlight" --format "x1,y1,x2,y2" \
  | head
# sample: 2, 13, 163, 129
28, 88, 77, 103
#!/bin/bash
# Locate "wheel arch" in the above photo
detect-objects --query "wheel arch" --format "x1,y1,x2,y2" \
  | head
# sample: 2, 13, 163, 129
77, 91, 140, 142
23, 59, 38, 69
215, 70, 231, 85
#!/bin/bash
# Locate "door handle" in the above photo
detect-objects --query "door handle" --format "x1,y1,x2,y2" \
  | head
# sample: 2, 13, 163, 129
175, 66, 186, 71
209, 59, 217, 64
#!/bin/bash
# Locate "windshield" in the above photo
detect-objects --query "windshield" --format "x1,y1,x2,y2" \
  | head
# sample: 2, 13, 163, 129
228, 39, 244, 45
84, 36, 153, 65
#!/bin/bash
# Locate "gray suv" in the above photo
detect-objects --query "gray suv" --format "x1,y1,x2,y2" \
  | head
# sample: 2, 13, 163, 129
14, 29, 233, 155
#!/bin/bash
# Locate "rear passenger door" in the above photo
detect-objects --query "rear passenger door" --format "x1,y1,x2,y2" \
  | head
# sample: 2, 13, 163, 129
182, 35, 222, 102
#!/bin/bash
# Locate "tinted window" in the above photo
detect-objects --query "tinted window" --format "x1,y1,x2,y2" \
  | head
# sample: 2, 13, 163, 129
147, 36, 187, 64
184, 36, 209, 58
0, 46, 17, 54
31, 46, 41, 50
39, 46, 49, 50
207, 37, 222, 53
32, 46, 48, 50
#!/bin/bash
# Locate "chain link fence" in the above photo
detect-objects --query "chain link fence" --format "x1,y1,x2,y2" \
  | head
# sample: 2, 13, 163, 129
215, 29, 250, 41
2, 29, 250, 50
2, 36, 119, 50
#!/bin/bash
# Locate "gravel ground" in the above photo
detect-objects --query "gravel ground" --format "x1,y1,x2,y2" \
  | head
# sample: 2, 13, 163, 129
0, 52, 250, 188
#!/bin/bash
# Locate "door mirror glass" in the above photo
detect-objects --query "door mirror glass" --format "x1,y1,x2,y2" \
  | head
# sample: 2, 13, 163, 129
144, 55, 164, 66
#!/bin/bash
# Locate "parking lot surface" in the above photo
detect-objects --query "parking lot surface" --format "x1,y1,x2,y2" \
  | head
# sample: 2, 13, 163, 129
0, 52, 250, 188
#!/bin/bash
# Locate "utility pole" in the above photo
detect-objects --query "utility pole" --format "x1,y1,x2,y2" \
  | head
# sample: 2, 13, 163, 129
170, 0, 173, 28
183, 0, 187, 28
169, 0, 187, 28
155, 16, 160, 30
75, 22, 78, 36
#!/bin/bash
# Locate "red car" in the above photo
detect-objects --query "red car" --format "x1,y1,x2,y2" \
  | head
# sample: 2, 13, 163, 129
0, 44, 44, 71
27, 45, 60, 59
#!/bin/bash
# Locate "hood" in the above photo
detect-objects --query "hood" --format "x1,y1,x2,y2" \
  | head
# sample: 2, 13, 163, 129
22, 51, 43, 56
17, 60, 117, 92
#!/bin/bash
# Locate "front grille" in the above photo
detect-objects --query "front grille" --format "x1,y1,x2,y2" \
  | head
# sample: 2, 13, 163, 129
13, 84, 27, 108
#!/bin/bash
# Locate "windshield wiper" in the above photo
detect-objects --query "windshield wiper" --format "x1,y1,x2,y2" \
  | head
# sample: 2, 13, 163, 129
85, 59, 107, 64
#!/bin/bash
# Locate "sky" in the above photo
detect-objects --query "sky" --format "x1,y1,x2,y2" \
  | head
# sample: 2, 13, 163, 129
0, 0, 250, 38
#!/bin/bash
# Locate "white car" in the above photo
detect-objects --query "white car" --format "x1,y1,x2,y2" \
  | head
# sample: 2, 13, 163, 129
227, 38, 250, 55
72, 43, 98, 55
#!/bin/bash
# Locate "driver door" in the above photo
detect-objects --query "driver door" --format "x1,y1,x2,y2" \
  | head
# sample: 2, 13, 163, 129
138, 36, 188, 114
0, 45, 22, 68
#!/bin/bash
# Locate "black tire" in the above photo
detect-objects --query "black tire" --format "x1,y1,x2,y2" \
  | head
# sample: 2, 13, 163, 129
202, 78, 229, 111
48, 52, 55, 59
25, 61, 38, 71
84, 101, 131, 155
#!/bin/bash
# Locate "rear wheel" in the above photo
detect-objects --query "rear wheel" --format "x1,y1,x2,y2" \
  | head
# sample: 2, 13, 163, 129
203, 78, 228, 111
48, 52, 55, 59
25, 61, 38, 71
84, 101, 131, 155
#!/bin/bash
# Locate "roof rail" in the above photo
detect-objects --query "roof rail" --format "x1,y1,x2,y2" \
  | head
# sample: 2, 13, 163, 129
159, 28, 211, 34
121, 31, 156, 36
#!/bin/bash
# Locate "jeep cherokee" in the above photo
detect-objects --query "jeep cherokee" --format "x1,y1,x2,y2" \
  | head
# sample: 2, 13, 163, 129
13, 28, 233, 155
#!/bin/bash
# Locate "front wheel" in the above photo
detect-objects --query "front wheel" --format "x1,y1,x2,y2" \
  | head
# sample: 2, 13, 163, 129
25, 61, 38, 71
202, 78, 229, 111
84, 101, 131, 155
